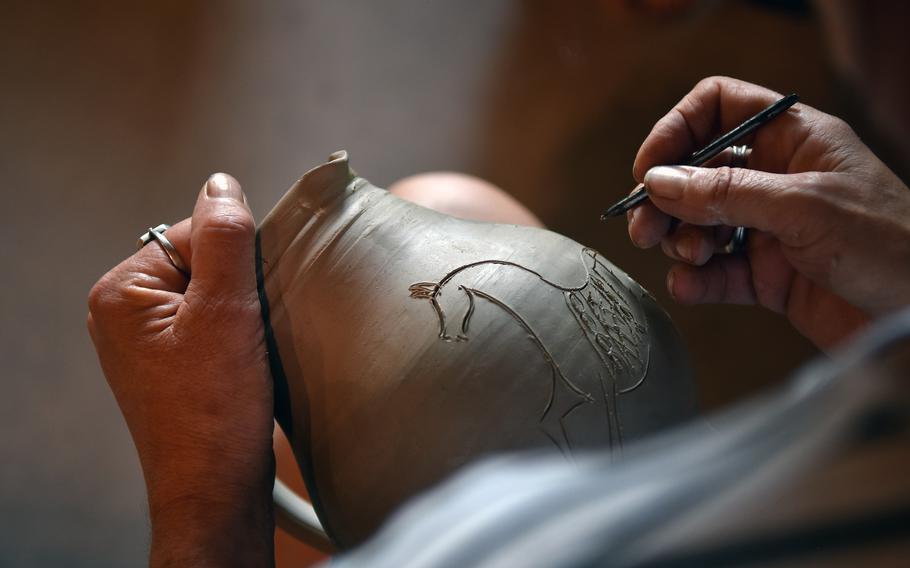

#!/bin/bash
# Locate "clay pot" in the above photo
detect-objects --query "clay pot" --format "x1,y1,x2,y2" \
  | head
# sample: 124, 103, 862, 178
257, 151, 696, 549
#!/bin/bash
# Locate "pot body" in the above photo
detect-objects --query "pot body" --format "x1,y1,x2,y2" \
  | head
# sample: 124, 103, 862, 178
257, 152, 697, 548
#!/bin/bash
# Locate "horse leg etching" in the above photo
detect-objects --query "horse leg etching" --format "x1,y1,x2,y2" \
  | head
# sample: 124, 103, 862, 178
469, 287, 594, 455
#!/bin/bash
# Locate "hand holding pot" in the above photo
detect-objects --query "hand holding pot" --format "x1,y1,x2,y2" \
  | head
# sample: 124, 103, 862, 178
628, 76, 910, 350
87, 175, 274, 567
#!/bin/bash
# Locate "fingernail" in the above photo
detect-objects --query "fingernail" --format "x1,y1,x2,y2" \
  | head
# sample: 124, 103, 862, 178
206, 173, 243, 201
667, 270, 677, 299
644, 166, 689, 200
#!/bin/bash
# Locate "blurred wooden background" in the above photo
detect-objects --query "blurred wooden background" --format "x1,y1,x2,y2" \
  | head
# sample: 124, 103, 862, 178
1, 1, 884, 565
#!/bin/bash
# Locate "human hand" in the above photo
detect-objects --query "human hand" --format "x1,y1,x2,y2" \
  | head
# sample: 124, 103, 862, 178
627, 76, 910, 350
88, 174, 274, 567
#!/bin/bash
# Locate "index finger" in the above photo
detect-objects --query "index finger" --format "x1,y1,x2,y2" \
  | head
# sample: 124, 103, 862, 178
632, 77, 808, 180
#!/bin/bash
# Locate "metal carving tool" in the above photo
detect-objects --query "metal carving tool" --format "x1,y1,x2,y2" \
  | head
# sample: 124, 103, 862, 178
601, 93, 800, 220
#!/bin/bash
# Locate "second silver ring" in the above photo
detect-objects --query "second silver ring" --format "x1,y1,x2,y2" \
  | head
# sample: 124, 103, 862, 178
730, 144, 750, 168
723, 145, 750, 254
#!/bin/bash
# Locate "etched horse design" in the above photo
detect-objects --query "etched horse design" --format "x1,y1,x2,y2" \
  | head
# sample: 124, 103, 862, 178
408, 248, 649, 454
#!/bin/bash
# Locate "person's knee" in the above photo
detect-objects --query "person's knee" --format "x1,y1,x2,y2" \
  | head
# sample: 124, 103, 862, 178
388, 172, 544, 228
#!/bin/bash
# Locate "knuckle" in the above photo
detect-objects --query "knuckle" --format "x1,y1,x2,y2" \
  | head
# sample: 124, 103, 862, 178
813, 115, 860, 155
823, 115, 855, 139
794, 170, 826, 189
693, 77, 714, 91
87, 272, 120, 317
778, 188, 826, 247
702, 166, 736, 208
87, 266, 162, 324
650, 114, 682, 146
199, 210, 255, 242
696, 75, 726, 92
791, 172, 835, 206
694, 76, 737, 100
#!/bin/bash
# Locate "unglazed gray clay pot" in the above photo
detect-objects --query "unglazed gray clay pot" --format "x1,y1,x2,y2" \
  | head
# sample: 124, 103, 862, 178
257, 151, 697, 549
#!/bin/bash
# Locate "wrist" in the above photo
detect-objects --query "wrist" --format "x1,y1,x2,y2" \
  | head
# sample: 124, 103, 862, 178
145, 448, 276, 568
149, 485, 275, 568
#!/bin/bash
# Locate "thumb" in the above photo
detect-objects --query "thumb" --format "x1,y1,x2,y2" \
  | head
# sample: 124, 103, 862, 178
186, 173, 257, 298
643, 165, 810, 238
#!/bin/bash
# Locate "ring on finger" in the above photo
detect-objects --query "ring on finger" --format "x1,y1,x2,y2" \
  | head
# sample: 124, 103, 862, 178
730, 144, 749, 168
724, 145, 750, 254
137, 223, 190, 276
721, 226, 748, 255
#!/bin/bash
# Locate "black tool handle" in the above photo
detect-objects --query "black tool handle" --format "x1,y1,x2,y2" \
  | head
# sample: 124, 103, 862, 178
601, 93, 799, 220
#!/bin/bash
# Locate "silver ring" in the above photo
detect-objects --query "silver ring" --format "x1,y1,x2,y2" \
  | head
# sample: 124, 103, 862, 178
730, 144, 749, 168
721, 226, 748, 255
724, 145, 750, 254
137, 223, 189, 276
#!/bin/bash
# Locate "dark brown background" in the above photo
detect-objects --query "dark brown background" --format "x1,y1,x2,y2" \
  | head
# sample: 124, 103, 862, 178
1, 1, 895, 565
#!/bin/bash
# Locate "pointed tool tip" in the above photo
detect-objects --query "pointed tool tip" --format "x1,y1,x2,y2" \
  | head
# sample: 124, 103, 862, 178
602, 184, 647, 221
600, 207, 620, 221
601, 200, 631, 220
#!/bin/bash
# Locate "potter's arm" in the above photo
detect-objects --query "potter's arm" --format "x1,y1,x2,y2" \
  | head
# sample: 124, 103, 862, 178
88, 174, 276, 568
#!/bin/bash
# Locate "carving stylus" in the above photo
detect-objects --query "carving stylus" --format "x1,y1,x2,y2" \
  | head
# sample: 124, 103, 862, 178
600, 93, 800, 220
